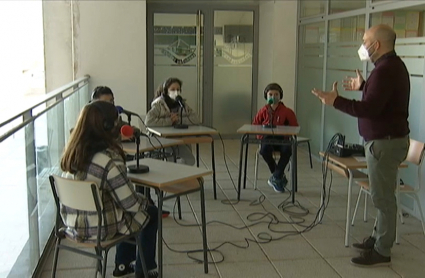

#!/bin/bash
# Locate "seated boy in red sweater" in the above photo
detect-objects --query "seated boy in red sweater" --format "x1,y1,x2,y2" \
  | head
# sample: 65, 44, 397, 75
252, 83, 298, 192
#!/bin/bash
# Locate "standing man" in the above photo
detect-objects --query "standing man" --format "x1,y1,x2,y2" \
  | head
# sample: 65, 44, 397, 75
312, 24, 410, 267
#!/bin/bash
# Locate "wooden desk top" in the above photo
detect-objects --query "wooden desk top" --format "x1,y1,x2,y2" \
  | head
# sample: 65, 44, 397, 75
122, 137, 184, 154
237, 124, 300, 136
319, 152, 408, 170
146, 126, 218, 137
127, 158, 212, 188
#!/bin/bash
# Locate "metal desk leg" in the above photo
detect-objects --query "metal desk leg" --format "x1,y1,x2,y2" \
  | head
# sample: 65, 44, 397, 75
291, 136, 298, 203
237, 134, 247, 201
211, 139, 217, 200
243, 135, 249, 189
156, 189, 164, 277
196, 143, 200, 167
172, 148, 182, 219
199, 178, 209, 273
177, 198, 182, 220
345, 171, 353, 247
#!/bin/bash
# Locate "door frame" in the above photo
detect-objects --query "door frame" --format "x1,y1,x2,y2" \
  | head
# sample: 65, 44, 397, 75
146, 2, 259, 131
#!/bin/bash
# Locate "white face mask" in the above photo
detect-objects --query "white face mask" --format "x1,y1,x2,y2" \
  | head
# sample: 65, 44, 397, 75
168, 90, 180, 100
358, 42, 376, 61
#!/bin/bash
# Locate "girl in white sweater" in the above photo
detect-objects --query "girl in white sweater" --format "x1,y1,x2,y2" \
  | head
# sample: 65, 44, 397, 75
145, 78, 199, 165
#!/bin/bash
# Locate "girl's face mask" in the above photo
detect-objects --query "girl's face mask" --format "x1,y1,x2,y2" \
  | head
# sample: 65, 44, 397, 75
168, 90, 181, 100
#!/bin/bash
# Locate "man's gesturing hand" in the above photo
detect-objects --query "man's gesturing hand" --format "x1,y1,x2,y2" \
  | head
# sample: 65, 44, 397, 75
343, 69, 364, 91
311, 81, 339, 106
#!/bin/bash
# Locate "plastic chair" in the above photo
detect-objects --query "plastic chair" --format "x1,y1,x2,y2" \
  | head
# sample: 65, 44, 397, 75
49, 175, 149, 278
351, 139, 425, 238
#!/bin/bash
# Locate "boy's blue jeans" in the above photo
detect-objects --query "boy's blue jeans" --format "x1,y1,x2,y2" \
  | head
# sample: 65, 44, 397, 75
260, 136, 292, 179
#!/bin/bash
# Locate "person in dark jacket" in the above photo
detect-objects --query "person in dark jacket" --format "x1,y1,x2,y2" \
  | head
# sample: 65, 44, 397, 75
312, 24, 410, 267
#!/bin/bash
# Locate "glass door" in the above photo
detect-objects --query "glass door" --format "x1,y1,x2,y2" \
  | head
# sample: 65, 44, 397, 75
147, 4, 258, 135
149, 12, 203, 120
213, 10, 254, 134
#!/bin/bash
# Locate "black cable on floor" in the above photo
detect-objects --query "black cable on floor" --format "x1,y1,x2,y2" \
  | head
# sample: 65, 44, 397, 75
159, 122, 340, 264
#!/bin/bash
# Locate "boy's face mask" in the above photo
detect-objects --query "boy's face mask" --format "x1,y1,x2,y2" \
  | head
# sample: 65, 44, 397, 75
267, 96, 279, 105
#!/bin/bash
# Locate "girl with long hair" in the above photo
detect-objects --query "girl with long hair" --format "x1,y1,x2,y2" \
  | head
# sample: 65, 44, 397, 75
61, 101, 158, 278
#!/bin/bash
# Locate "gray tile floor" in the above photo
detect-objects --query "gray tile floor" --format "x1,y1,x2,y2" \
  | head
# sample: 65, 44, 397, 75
40, 140, 425, 278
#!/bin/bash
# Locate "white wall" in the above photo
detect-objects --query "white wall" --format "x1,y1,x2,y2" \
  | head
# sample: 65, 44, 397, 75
258, 1, 298, 111
43, 1, 73, 92
73, 0, 147, 115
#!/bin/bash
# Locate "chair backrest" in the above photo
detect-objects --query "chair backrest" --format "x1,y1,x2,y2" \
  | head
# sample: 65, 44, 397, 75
406, 139, 425, 166
49, 175, 102, 212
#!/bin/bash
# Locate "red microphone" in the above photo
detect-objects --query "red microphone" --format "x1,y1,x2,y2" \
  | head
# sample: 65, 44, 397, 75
121, 125, 149, 174
121, 125, 141, 138
121, 125, 134, 138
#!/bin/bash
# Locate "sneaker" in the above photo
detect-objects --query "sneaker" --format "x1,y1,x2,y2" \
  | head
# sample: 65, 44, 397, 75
162, 210, 170, 218
135, 270, 159, 278
113, 264, 135, 278
352, 236, 376, 251
268, 176, 284, 193
351, 248, 391, 267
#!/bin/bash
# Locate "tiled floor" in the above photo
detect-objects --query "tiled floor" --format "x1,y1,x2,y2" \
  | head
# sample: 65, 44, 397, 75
39, 140, 425, 278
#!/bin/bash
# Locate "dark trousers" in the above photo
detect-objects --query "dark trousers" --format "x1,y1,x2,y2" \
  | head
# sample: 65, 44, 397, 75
260, 137, 292, 179
115, 205, 158, 272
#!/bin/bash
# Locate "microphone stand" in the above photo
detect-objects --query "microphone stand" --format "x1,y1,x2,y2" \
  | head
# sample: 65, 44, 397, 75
127, 132, 149, 174
263, 105, 276, 128
126, 114, 132, 126
173, 104, 188, 129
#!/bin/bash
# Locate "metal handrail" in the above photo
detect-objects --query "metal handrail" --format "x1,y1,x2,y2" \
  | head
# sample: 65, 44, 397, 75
0, 75, 90, 143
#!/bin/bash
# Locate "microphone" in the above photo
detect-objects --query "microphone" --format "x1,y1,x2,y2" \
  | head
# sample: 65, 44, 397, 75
120, 125, 149, 174
120, 125, 141, 138
173, 95, 188, 129
116, 106, 140, 117
116, 106, 144, 126
175, 95, 185, 108
263, 98, 276, 128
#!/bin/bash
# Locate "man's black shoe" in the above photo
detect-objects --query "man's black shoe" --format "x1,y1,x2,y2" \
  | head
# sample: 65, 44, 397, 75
352, 236, 375, 251
351, 248, 391, 267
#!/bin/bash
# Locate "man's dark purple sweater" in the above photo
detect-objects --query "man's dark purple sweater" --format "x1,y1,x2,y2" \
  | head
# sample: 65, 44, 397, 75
333, 51, 410, 142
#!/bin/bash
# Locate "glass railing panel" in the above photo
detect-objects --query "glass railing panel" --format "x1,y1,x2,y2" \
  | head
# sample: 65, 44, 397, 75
1, 78, 89, 278
0, 128, 29, 278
